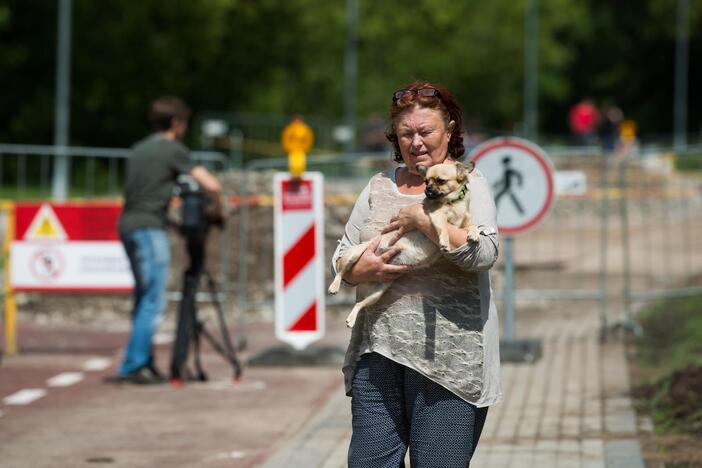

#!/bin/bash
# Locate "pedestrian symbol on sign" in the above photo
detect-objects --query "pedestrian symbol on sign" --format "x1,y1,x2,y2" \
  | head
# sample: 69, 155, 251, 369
493, 156, 524, 215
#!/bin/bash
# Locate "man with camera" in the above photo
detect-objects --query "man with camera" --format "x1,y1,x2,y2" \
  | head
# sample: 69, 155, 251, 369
110, 96, 223, 384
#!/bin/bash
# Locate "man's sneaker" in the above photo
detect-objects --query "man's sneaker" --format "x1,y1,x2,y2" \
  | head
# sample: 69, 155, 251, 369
103, 367, 166, 385
146, 364, 166, 380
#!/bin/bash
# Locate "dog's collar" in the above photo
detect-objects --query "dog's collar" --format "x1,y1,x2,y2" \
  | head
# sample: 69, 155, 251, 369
448, 184, 468, 204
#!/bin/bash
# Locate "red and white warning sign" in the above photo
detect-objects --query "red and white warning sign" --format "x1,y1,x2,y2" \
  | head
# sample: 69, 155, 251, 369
11, 202, 133, 292
470, 137, 555, 236
273, 172, 325, 350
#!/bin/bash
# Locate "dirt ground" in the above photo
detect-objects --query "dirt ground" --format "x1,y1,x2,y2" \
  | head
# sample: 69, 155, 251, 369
628, 345, 702, 468
639, 432, 702, 468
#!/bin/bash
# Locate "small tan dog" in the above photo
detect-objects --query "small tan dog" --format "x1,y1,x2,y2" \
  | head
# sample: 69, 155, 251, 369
329, 161, 480, 328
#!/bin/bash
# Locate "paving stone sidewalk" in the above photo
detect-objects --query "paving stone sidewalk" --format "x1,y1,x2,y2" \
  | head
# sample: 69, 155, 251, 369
262, 304, 647, 468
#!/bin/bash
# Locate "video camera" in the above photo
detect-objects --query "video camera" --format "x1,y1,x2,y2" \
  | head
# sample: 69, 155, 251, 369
173, 174, 222, 241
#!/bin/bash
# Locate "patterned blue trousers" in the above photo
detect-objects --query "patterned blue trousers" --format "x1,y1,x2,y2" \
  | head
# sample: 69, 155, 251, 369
349, 353, 488, 468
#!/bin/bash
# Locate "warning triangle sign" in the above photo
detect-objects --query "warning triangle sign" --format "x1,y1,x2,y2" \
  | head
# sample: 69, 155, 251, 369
24, 204, 67, 240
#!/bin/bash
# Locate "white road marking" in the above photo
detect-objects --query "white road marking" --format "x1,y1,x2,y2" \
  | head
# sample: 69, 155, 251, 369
153, 332, 174, 345
82, 357, 112, 371
4, 388, 47, 405
193, 379, 266, 392
47, 372, 85, 387
205, 450, 248, 461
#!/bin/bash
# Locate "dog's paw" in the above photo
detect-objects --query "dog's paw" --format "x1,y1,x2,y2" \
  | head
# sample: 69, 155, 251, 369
328, 276, 342, 294
440, 243, 450, 253
467, 225, 480, 243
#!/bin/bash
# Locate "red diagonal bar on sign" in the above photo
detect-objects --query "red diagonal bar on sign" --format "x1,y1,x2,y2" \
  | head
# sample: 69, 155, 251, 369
283, 224, 315, 288
288, 301, 317, 331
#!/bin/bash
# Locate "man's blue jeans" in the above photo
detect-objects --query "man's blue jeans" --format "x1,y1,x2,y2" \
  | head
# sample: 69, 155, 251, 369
119, 228, 170, 376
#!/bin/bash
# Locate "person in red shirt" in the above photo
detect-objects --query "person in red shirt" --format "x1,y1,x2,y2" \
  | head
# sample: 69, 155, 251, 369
569, 98, 599, 146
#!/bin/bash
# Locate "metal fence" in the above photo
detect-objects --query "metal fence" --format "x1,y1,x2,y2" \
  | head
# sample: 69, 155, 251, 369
1, 143, 701, 349
230, 146, 702, 340
615, 149, 702, 327
0, 143, 228, 199
193, 112, 343, 163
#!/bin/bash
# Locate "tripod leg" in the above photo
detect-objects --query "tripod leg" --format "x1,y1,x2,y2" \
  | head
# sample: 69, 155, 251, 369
170, 276, 195, 381
170, 238, 205, 382
197, 325, 242, 381
192, 320, 208, 381
204, 269, 243, 380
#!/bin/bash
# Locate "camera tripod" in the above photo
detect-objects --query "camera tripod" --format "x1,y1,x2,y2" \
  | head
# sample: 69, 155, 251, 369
170, 236, 243, 385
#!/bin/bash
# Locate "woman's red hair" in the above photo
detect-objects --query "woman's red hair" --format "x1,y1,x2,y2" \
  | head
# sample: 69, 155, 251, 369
385, 81, 465, 163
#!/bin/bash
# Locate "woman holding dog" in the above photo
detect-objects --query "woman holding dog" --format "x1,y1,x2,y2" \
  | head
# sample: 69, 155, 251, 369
332, 81, 501, 467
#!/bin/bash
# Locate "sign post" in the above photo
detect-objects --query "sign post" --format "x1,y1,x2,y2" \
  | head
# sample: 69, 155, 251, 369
271, 118, 325, 351
470, 137, 555, 362
2, 201, 17, 355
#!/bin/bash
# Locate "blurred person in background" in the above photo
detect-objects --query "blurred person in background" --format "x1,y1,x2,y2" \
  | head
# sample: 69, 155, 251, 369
332, 81, 501, 467
616, 119, 640, 156
107, 96, 223, 384
598, 103, 624, 153
568, 98, 600, 146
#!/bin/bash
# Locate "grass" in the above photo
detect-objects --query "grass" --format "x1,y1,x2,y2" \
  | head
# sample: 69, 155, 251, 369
675, 152, 702, 172
634, 294, 702, 435
636, 295, 702, 371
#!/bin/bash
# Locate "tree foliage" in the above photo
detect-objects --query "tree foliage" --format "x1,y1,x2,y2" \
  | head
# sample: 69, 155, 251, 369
0, 0, 699, 148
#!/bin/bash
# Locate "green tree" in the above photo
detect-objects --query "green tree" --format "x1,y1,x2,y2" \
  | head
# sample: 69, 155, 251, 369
356, 0, 589, 135
0, 0, 698, 147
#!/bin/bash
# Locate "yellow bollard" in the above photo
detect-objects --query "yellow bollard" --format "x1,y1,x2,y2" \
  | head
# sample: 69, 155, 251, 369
2, 201, 17, 355
288, 149, 307, 178
281, 117, 314, 179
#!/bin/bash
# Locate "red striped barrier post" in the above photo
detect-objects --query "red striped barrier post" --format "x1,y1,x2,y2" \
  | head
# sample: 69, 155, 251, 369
273, 173, 325, 350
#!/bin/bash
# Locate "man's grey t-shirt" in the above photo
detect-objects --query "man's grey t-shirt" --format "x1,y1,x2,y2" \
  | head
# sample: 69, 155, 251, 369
118, 134, 195, 235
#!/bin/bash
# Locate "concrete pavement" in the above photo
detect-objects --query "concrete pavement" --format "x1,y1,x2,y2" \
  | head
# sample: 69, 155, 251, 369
0, 302, 648, 467
261, 303, 649, 468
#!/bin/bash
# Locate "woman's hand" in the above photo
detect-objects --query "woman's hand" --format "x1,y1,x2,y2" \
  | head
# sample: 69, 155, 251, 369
342, 236, 412, 284
381, 203, 434, 246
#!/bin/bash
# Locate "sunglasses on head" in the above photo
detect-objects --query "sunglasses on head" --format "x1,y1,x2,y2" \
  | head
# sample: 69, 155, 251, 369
392, 87, 442, 103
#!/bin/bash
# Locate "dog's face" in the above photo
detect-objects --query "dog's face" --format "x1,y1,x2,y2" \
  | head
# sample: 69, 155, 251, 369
421, 161, 474, 200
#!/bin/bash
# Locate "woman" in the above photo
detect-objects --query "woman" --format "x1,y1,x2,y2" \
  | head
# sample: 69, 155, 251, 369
332, 81, 501, 467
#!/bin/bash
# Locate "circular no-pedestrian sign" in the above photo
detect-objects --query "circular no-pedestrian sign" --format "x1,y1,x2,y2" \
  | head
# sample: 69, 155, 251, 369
469, 137, 555, 236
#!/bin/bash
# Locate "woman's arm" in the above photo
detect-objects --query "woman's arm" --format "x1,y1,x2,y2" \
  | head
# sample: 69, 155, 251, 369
443, 171, 499, 271
331, 180, 412, 285
331, 183, 371, 278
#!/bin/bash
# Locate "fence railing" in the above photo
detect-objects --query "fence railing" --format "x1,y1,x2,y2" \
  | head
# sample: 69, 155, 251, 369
229, 146, 702, 341
2, 142, 701, 351
0, 143, 228, 199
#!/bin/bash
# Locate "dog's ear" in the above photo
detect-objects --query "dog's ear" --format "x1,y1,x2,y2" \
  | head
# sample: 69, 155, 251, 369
454, 162, 467, 184
416, 165, 428, 177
